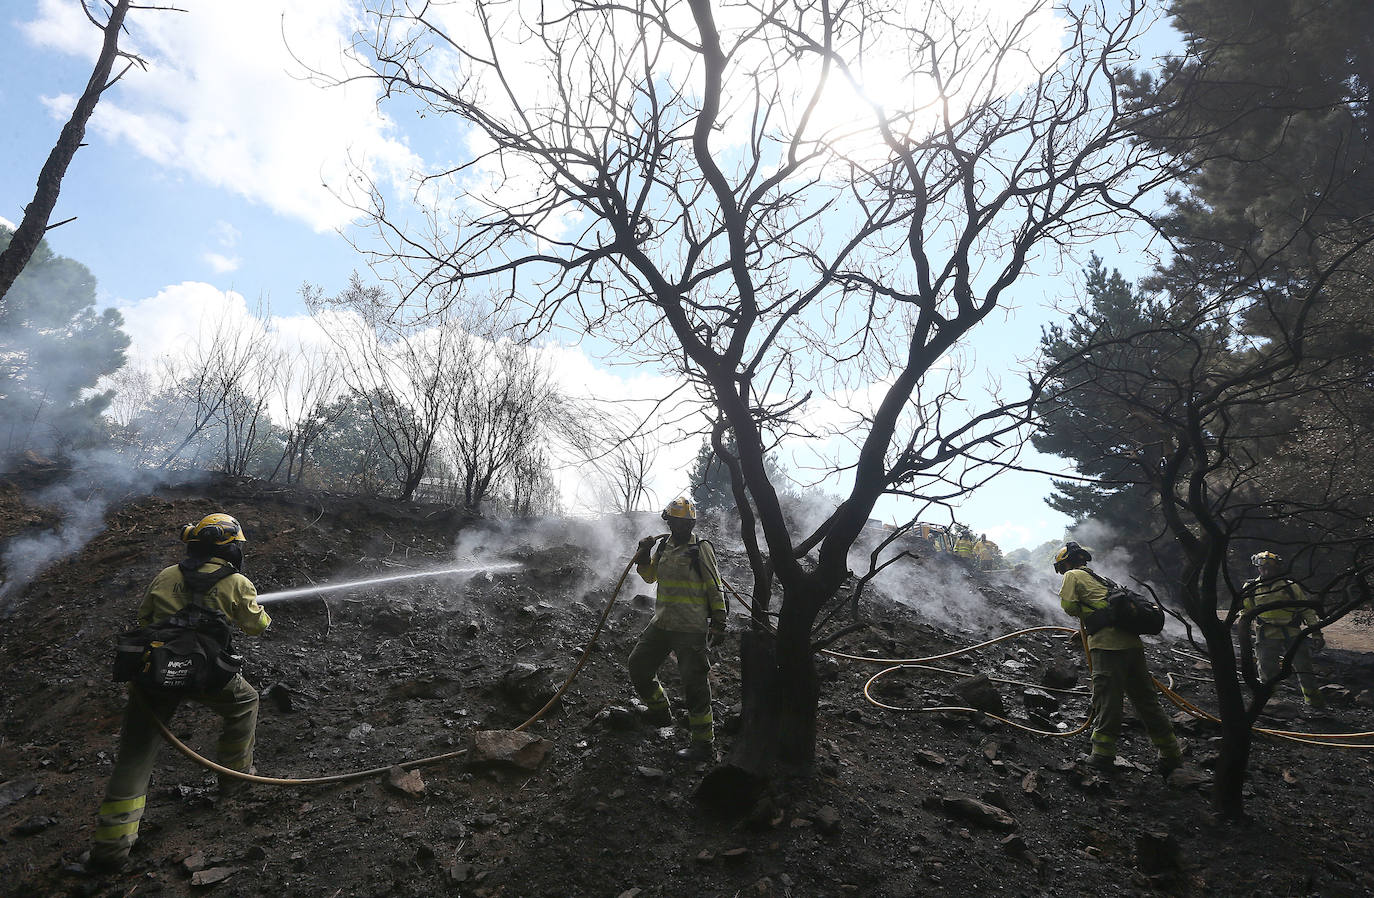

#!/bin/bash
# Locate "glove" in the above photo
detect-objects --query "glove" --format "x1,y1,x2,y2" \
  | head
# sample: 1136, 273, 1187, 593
633, 536, 656, 565
707, 621, 726, 648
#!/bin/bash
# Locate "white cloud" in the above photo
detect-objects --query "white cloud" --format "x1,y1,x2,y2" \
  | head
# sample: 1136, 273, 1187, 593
0, 215, 16, 230
203, 252, 241, 274
212, 220, 241, 248
23, 1, 421, 232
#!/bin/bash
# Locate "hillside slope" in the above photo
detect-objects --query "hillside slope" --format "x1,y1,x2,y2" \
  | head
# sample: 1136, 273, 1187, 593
2, 473, 1373, 897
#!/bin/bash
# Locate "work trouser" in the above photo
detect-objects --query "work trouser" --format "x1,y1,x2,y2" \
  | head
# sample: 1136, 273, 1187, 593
628, 624, 714, 745
1087, 648, 1180, 763
1255, 627, 1323, 706
91, 674, 258, 865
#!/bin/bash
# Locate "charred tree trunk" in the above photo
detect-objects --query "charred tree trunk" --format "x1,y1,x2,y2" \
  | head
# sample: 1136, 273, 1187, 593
0, 0, 131, 306
699, 583, 821, 816
775, 597, 820, 768
1201, 617, 1252, 818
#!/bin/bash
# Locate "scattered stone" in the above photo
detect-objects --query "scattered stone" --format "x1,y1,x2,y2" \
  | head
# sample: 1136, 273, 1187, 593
695, 849, 715, 863
183, 850, 208, 874
616, 889, 642, 898
979, 790, 1010, 812
721, 847, 751, 862
372, 604, 414, 635
939, 796, 1018, 832
466, 730, 552, 771
447, 862, 477, 884
596, 706, 640, 731
1353, 689, 1374, 709
1001, 834, 1030, 856
812, 805, 841, 835
1135, 831, 1181, 875
1165, 767, 1210, 789
0, 777, 41, 812
500, 663, 560, 713
263, 682, 294, 712
912, 749, 947, 767
9, 815, 55, 837
1319, 684, 1351, 703
953, 674, 1006, 715
1040, 662, 1078, 690
385, 765, 426, 797
636, 766, 666, 779
1021, 687, 1059, 715
347, 723, 375, 742
190, 866, 239, 886
981, 741, 1000, 761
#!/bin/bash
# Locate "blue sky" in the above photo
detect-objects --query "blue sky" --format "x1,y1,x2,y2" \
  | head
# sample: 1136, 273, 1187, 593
0, 1, 1180, 551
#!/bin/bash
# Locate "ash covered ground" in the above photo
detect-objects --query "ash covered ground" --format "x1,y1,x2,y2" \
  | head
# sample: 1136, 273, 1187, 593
2, 471, 1374, 897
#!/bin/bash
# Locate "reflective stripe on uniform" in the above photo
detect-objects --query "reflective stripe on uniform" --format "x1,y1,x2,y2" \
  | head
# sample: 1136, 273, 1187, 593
94, 820, 141, 840
98, 795, 146, 815
688, 709, 714, 744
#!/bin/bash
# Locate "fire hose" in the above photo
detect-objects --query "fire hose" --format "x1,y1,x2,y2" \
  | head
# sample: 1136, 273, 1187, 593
150, 544, 1374, 787
719, 578, 1374, 747
145, 552, 643, 786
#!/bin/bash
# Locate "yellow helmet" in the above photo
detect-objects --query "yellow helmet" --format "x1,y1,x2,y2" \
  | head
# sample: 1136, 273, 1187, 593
1052, 541, 1091, 574
662, 497, 698, 521
1251, 551, 1281, 567
181, 513, 247, 546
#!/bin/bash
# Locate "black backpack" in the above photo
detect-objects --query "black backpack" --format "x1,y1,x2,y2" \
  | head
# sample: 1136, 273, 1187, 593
1081, 569, 1166, 637
112, 563, 244, 694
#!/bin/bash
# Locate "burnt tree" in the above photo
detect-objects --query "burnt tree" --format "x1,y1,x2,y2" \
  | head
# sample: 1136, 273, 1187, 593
335, 0, 1172, 796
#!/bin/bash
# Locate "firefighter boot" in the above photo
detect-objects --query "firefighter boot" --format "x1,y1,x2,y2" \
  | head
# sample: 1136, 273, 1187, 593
1080, 753, 1117, 774
676, 741, 717, 764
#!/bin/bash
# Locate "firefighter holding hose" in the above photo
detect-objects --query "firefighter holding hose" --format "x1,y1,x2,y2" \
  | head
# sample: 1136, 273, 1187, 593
84, 513, 271, 872
629, 497, 727, 763
1243, 551, 1325, 709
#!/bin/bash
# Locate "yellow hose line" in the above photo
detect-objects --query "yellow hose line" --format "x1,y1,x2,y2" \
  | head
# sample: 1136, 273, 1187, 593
825, 625, 1082, 666
514, 555, 636, 732
149, 552, 642, 785
729, 569, 1374, 750
1155, 675, 1374, 748
142, 691, 470, 786
863, 663, 1092, 738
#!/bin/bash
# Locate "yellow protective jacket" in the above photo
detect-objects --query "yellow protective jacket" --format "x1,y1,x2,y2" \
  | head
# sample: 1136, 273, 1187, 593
1242, 577, 1318, 634
636, 535, 726, 633
953, 538, 975, 557
1059, 567, 1142, 651
138, 558, 271, 636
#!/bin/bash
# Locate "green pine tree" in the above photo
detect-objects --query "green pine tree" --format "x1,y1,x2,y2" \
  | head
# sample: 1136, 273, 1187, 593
0, 227, 129, 460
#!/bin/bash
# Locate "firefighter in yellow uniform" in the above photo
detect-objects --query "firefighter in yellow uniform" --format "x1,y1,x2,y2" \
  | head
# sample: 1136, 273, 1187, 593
1243, 551, 1324, 708
953, 528, 976, 562
630, 497, 726, 763
85, 514, 271, 872
1055, 541, 1181, 775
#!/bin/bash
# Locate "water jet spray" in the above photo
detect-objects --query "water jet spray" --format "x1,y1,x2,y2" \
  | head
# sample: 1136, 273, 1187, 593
256, 561, 522, 604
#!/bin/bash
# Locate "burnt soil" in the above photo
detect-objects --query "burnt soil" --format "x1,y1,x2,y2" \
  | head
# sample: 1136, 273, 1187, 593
2, 472, 1374, 898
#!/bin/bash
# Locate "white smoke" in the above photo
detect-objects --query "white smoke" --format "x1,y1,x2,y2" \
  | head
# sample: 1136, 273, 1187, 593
0, 452, 189, 612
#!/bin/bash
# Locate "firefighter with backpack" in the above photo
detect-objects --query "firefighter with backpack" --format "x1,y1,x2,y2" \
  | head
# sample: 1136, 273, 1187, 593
1242, 550, 1325, 709
1054, 541, 1182, 776
629, 497, 726, 763
84, 513, 270, 872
